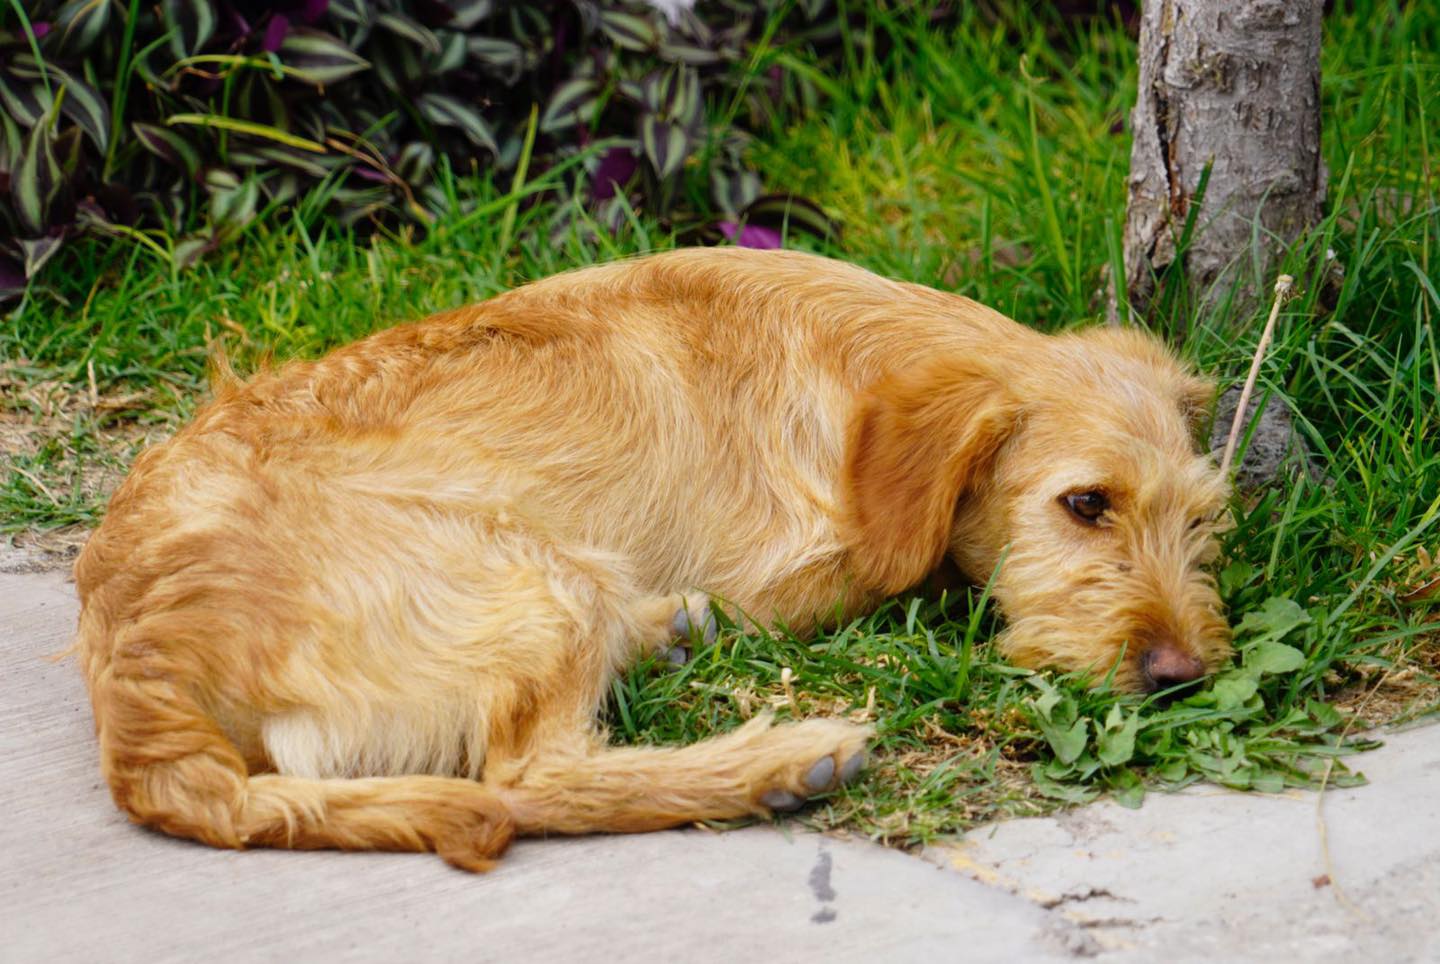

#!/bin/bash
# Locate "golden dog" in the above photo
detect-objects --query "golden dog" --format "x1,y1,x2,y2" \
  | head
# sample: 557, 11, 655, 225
73, 248, 1230, 870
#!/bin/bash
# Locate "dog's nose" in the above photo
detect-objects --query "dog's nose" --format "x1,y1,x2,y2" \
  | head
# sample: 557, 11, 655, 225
1141, 642, 1206, 692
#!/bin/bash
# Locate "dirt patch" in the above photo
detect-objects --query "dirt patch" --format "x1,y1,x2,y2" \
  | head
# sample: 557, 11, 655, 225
1329, 547, 1440, 726
1332, 643, 1440, 728
2, 362, 183, 539
0, 533, 86, 574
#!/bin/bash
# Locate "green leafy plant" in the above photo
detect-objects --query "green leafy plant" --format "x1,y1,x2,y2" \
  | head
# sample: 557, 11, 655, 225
1024, 595, 1374, 810
0, 0, 852, 299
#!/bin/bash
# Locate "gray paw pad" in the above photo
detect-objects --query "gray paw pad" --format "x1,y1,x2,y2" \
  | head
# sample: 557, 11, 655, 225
670, 604, 717, 645
662, 644, 690, 667
760, 789, 804, 812
839, 753, 865, 785
804, 757, 836, 793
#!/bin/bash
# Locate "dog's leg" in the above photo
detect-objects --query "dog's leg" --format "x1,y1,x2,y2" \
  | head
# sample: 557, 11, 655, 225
465, 578, 872, 835
496, 715, 872, 835
90, 661, 515, 872
250, 576, 827, 854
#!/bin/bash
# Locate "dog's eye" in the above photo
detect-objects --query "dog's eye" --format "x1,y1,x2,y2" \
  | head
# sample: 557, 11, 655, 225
1062, 491, 1109, 524
1189, 514, 1217, 532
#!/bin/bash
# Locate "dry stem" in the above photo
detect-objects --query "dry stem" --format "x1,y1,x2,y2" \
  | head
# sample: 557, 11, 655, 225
1219, 274, 1295, 478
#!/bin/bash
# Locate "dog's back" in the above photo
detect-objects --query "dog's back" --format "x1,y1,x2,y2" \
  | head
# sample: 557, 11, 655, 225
82, 250, 1017, 626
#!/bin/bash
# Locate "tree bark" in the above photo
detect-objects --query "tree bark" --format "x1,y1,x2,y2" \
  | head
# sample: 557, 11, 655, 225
1117, 0, 1326, 326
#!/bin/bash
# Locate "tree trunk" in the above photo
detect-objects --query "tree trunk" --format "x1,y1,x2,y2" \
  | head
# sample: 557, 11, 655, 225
1117, 0, 1326, 327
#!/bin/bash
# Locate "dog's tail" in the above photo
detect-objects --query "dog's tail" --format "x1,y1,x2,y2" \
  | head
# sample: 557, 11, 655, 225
86, 646, 515, 872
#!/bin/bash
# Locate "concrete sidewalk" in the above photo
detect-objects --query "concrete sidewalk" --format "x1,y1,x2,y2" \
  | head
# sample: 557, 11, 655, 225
2, 564, 1436, 963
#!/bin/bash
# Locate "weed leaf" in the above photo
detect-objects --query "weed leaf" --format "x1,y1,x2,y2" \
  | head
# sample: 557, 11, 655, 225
1247, 641, 1307, 675
1097, 705, 1140, 767
1236, 597, 1311, 643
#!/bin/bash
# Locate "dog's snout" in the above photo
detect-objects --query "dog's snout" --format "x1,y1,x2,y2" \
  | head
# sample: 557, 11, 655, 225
1141, 641, 1206, 692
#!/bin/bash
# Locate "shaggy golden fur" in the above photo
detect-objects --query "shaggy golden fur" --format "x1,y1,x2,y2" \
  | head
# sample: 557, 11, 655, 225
73, 248, 1230, 870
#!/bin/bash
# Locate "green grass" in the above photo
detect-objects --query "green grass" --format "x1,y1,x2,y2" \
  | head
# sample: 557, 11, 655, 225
3, 1, 1437, 848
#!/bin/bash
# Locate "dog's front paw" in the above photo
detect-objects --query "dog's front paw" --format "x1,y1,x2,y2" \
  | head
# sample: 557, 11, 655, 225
662, 592, 716, 666
756, 719, 871, 813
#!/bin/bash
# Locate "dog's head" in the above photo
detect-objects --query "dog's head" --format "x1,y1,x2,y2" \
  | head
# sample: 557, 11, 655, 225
843, 325, 1231, 693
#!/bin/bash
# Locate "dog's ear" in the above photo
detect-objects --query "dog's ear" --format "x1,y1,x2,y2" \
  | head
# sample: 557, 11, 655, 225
1175, 372, 1217, 446
842, 357, 1017, 595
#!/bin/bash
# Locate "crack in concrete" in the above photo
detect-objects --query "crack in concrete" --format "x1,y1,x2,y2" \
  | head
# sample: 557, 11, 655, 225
1075, 916, 1165, 931
1039, 887, 1133, 910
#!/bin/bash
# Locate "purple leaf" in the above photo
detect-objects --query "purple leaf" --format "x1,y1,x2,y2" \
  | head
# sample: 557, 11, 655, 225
0, 256, 26, 295
262, 14, 291, 53
767, 64, 783, 98
21, 234, 64, 277
31, 22, 52, 38
718, 221, 782, 250
591, 146, 637, 201
297, 0, 329, 23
